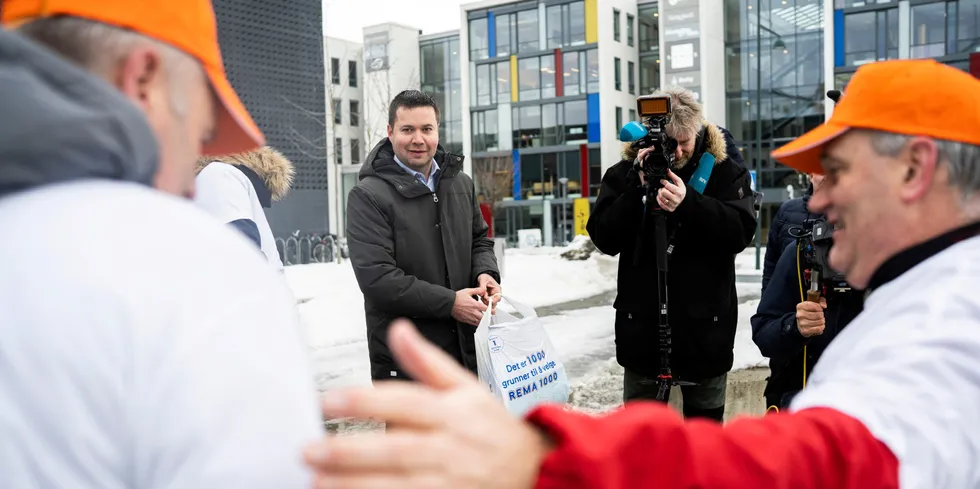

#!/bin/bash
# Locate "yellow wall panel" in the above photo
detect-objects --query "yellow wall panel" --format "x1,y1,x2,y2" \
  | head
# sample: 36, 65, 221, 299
585, 0, 598, 44
510, 55, 519, 103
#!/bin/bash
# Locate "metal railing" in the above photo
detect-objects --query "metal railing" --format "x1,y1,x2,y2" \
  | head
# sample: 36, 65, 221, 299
276, 231, 348, 266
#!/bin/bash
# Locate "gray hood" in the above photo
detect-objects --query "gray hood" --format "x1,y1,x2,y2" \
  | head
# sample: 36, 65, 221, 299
0, 28, 158, 198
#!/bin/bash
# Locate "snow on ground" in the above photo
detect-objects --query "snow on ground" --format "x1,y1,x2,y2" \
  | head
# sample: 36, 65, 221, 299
286, 244, 767, 394
286, 245, 619, 392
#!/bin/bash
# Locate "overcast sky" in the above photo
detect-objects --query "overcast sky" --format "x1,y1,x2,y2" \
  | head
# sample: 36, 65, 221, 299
323, 0, 469, 43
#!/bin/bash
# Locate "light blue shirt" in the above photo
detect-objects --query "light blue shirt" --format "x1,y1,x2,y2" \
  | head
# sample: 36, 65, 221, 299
393, 155, 440, 193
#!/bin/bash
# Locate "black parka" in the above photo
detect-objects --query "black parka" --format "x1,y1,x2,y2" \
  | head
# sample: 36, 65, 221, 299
586, 123, 757, 381
346, 138, 500, 381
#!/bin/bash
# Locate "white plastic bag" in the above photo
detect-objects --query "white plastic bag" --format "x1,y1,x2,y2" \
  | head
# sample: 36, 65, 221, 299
474, 295, 570, 417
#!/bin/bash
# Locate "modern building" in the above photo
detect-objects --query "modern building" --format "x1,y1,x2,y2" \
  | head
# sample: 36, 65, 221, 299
323, 0, 979, 249
212, 0, 328, 240
324, 36, 364, 237
362, 23, 425, 146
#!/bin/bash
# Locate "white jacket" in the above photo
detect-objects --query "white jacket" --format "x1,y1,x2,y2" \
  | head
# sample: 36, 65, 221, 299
792, 232, 980, 488
0, 181, 323, 489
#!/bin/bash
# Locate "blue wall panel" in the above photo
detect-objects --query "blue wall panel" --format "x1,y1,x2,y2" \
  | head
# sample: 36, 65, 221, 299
488, 12, 497, 58
586, 93, 601, 143
834, 9, 844, 68
512, 149, 521, 200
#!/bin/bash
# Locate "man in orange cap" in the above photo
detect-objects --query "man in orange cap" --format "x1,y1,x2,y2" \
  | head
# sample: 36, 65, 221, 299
0, 2, 322, 488
302, 59, 980, 489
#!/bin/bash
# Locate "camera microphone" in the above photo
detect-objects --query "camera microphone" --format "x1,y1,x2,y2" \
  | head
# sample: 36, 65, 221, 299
826, 90, 842, 104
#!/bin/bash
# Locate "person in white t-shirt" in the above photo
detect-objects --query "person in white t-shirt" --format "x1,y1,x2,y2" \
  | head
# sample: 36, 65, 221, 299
1, 3, 322, 489
195, 146, 295, 271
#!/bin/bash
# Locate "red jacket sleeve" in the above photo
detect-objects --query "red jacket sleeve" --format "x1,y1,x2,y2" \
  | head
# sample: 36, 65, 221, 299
526, 402, 899, 489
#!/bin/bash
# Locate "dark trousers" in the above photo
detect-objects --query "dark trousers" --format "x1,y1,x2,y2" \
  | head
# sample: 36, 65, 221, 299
623, 368, 727, 422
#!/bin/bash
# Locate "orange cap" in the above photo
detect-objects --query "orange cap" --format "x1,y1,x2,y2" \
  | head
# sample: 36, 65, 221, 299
771, 59, 980, 174
2, 0, 264, 155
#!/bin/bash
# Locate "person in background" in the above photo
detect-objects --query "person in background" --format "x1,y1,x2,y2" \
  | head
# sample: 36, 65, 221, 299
303, 59, 980, 489
586, 86, 756, 421
195, 146, 295, 271
346, 89, 500, 382
761, 173, 824, 294
0, 2, 322, 488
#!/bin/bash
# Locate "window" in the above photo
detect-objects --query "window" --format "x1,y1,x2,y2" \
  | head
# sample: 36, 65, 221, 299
640, 57, 658, 94
348, 60, 357, 87
546, 5, 563, 49
910, 2, 947, 58
476, 63, 494, 106
614, 57, 622, 91
469, 18, 489, 60
629, 109, 637, 122
332, 99, 342, 125
844, 9, 898, 66
638, 7, 659, 52
586, 49, 599, 93
349, 100, 359, 126
496, 13, 514, 56
518, 57, 541, 101
615, 107, 622, 137
544, 1, 588, 49
613, 9, 621, 42
541, 55, 556, 99
335, 137, 343, 165
331, 58, 340, 84
471, 109, 499, 152
627, 14, 635, 47
496, 61, 510, 102
511, 100, 588, 149
562, 51, 581, 96
628, 61, 635, 94
517, 9, 539, 53
351, 139, 360, 164
957, 0, 980, 53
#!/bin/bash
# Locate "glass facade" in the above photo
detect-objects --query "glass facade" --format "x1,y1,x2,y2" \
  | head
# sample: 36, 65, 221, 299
835, 0, 980, 90
725, 0, 826, 244
638, 2, 660, 95
420, 34, 463, 155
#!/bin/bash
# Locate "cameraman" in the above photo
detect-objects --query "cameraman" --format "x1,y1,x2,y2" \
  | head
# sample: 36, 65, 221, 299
761, 173, 823, 295
751, 220, 864, 410
586, 86, 757, 421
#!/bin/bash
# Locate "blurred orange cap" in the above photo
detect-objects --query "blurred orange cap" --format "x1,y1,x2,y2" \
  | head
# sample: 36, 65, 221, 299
771, 59, 980, 174
2, 0, 264, 155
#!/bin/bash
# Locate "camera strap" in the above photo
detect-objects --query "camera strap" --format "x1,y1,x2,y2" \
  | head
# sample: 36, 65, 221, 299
688, 126, 714, 195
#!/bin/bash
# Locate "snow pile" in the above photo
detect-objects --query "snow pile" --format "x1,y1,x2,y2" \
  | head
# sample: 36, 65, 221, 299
559, 235, 598, 261
499, 246, 617, 308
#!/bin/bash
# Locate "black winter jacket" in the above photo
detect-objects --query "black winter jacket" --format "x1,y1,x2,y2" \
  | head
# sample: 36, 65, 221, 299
761, 186, 814, 295
586, 123, 757, 380
751, 240, 863, 408
346, 139, 500, 381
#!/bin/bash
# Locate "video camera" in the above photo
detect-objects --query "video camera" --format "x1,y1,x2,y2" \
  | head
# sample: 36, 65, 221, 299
792, 217, 851, 294
619, 95, 677, 189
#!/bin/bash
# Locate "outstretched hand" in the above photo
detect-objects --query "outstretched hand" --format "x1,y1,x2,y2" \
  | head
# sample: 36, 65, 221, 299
304, 320, 552, 489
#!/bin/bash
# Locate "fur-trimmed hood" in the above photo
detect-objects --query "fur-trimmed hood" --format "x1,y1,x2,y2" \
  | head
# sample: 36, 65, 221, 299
196, 146, 295, 202
621, 120, 728, 166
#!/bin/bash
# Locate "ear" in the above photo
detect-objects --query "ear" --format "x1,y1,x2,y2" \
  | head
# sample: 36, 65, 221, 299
114, 46, 164, 111
899, 136, 940, 203
387, 124, 393, 138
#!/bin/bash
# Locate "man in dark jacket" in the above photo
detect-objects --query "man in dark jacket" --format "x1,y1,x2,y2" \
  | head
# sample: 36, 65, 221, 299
586, 86, 757, 421
751, 215, 863, 410
347, 90, 501, 382
761, 174, 824, 294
